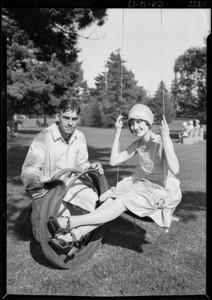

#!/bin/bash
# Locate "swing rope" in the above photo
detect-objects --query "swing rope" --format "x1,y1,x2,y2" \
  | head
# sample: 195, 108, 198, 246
160, 9, 165, 117
116, 9, 125, 186
120, 8, 125, 114
160, 9, 167, 187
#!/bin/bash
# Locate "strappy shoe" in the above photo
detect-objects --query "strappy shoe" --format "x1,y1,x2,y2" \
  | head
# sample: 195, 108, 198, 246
48, 216, 71, 236
49, 232, 84, 251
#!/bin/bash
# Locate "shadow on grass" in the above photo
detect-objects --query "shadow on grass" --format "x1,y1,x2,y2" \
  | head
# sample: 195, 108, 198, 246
13, 205, 65, 269
102, 217, 149, 253
12, 203, 148, 269
16, 128, 42, 135
7, 145, 29, 184
173, 190, 206, 223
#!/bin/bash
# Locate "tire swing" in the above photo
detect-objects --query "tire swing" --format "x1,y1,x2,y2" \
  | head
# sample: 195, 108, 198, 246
37, 168, 108, 269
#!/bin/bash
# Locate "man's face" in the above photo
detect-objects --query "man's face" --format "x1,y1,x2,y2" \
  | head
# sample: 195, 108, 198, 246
56, 109, 79, 138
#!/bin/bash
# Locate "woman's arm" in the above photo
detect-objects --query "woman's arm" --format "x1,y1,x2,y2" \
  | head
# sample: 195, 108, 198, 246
160, 116, 180, 175
110, 115, 137, 166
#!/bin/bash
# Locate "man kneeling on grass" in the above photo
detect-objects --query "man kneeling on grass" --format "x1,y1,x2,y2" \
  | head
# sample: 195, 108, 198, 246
21, 99, 104, 242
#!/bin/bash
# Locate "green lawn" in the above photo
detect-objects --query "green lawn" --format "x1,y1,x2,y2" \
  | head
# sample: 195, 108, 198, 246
6, 123, 207, 296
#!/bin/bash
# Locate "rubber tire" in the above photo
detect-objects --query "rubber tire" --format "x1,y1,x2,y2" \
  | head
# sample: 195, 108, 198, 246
38, 170, 108, 269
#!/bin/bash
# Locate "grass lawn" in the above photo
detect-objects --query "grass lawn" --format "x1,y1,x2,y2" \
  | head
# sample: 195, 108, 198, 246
6, 120, 207, 296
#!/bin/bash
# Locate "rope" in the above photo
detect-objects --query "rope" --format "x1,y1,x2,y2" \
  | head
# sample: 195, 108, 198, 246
120, 9, 125, 114
116, 9, 125, 186
160, 9, 165, 117
105, 61, 108, 92
160, 9, 167, 188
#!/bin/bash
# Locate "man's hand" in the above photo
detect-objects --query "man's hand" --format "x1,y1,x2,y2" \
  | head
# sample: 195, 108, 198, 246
89, 162, 104, 175
26, 181, 49, 200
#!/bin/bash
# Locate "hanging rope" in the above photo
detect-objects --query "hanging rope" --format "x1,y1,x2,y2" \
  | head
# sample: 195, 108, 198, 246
116, 9, 125, 186
105, 61, 108, 92
119, 9, 125, 114
160, 9, 165, 117
160, 9, 167, 187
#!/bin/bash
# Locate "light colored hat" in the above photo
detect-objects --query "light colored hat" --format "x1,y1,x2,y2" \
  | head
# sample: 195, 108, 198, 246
128, 104, 154, 125
182, 122, 187, 127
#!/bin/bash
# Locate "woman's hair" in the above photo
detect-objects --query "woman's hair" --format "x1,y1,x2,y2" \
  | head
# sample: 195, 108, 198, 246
128, 118, 151, 133
58, 100, 81, 115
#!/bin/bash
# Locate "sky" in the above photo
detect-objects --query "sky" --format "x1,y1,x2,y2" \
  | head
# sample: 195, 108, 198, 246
78, 9, 211, 96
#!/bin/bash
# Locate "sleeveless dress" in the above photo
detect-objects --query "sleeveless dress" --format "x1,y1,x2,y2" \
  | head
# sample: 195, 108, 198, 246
100, 134, 182, 229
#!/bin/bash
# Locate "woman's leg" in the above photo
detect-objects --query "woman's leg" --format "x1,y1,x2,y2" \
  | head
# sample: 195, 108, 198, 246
63, 197, 126, 228
55, 197, 127, 242
64, 197, 114, 241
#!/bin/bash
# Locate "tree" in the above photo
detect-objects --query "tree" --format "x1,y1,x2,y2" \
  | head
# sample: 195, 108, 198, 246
148, 81, 175, 124
7, 39, 88, 120
4, 8, 108, 124
2, 8, 107, 63
81, 95, 103, 127
172, 46, 206, 122
92, 51, 148, 127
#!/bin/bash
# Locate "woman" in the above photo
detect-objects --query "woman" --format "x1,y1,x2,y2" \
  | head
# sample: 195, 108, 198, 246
49, 104, 182, 251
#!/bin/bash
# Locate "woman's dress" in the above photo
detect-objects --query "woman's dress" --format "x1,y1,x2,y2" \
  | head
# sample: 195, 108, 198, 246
101, 134, 182, 229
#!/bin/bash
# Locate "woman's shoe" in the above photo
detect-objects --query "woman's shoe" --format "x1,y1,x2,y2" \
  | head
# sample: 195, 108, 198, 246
49, 232, 83, 250
48, 216, 71, 236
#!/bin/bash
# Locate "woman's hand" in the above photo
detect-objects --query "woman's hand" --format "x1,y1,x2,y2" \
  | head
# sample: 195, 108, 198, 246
159, 116, 180, 174
159, 115, 170, 141
115, 114, 124, 136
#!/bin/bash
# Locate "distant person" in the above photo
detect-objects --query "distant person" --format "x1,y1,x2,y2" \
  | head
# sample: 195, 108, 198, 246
7, 115, 18, 137
178, 122, 190, 143
21, 100, 104, 242
13, 113, 18, 132
193, 119, 201, 128
187, 120, 194, 132
36, 119, 41, 127
49, 104, 182, 253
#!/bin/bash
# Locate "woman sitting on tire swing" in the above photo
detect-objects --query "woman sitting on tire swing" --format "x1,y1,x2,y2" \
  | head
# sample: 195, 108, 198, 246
49, 104, 182, 251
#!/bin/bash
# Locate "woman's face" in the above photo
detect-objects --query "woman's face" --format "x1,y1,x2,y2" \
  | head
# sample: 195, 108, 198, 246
129, 118, 149, 137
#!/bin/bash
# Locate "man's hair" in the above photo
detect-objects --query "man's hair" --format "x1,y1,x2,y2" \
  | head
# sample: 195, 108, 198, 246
58, 100, 81, 115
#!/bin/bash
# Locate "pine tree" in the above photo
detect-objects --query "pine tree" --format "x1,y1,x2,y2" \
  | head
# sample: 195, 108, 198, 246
7, 37, 88, 121
4, 8, 106, 121
93, 51, 148, 127
148, 81, 175, 124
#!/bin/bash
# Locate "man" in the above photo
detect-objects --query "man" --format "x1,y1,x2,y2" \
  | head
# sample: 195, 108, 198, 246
21, 100, 103, 241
